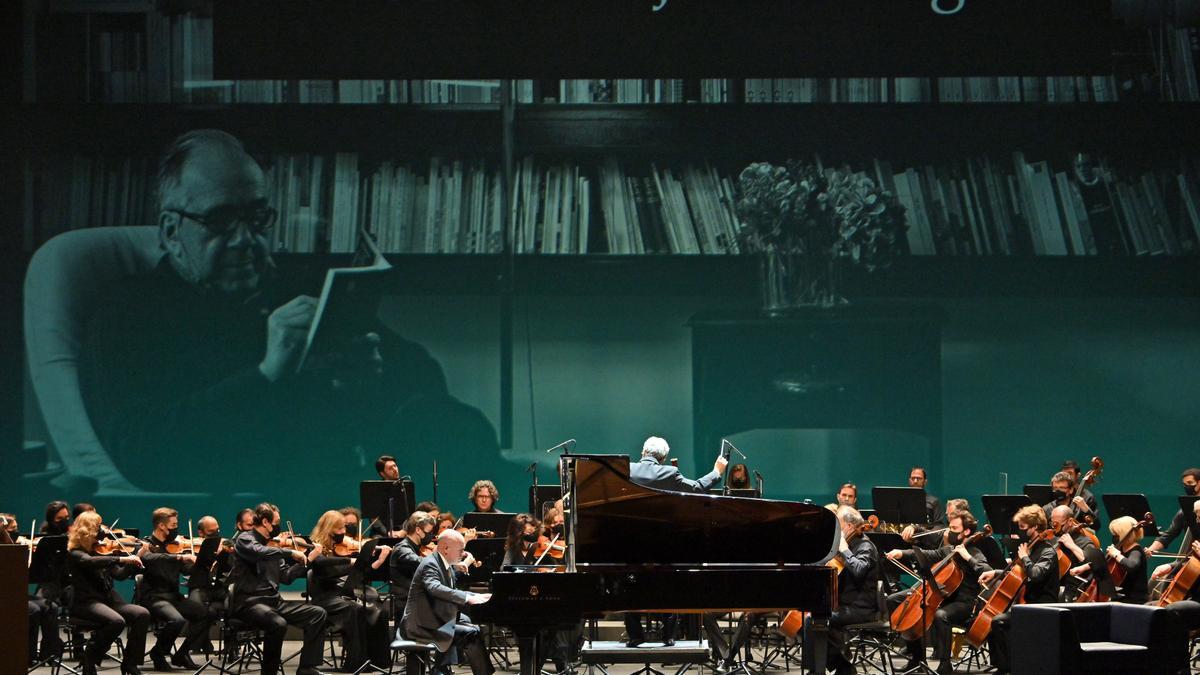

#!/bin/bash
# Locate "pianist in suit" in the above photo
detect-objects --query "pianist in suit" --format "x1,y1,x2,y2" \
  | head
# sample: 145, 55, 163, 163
805, 505, 880, 675
400, 528, 494, 675
624, 436, 729, 647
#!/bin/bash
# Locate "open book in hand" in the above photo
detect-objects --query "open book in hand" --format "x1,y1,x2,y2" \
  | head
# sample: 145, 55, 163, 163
296, 230, 393, 373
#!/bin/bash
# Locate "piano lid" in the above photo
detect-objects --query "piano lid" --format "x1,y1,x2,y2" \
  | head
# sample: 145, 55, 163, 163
567, 454, 839, 567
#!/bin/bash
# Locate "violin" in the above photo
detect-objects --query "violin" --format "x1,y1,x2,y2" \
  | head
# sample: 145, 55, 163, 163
457, 527, 494, 541
779, 515, 879, 638
164, 537, 207, 555
269, 528, 315, 551
889, 525, 993, 641
333, 537, 365, 557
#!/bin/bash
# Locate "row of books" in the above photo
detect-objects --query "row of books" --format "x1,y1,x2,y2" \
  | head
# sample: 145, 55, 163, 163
882, 154, 1200, 257
27, 152, 1200, 258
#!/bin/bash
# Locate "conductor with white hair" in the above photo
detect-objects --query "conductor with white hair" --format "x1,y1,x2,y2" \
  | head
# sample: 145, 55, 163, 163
629, 436, 727, 494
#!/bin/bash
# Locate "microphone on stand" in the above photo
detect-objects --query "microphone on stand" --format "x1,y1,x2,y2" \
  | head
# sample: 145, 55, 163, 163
545, 439, 577, 454
432, 461, 438, 505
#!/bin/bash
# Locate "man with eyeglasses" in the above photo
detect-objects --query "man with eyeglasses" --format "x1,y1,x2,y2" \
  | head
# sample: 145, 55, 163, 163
72, 128, 499, 492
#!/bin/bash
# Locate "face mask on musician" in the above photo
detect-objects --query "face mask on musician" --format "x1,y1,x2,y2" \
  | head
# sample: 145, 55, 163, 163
1051, 489, 1068, 502
332, 532, 345, 544
422, 530, 436, 546
345, 523, 359, 536
269, 523, 282, 538
946, 530, 963, 546
523, 532, 539, 542
166, 527, 179, 541
1186, 483, 1197, 496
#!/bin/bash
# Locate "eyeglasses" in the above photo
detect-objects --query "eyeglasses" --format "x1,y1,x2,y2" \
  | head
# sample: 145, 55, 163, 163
169, 206, 277, 236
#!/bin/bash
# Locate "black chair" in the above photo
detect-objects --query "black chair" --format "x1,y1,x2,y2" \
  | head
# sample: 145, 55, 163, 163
1010, 602, 1188, 675
388, 632, 437, 675
842, 581, 905, 675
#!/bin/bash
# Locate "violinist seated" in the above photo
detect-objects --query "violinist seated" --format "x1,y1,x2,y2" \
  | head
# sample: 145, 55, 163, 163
136, 507, 212, 670
186, 516, 232, 655
884, 510, 992, 675
66, 511, 150, 675
1070, 516, 1147, 604
309, 510, 393, 671
501, 513, 542, 567
803, 505, 879, 675
1048, 504, 1107, 601
400, 528, 494, 675
229, 503, 328, 675
1042, 470, 1101, 534
391, 511, 438, 609
976, 504, 1060, 675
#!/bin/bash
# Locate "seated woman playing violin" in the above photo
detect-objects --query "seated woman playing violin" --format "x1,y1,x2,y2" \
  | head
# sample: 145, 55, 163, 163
137, 507, 211, 670
502, 513, 541, 566
309, 509, 393, 670
66, 511, 150, 675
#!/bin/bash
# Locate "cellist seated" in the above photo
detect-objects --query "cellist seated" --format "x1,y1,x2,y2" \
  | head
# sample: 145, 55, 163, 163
884, 510, 992, 675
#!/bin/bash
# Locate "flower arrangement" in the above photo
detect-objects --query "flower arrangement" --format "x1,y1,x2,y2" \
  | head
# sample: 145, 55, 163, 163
736, 160, 906, 271
735, 160, 907, 309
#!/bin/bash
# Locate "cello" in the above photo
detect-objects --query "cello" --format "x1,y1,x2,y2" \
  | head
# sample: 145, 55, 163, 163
964, 528, 1058, 648
1155, 536, 1200, 607
1077, 512, 1153, 603
888, 525, 993, 641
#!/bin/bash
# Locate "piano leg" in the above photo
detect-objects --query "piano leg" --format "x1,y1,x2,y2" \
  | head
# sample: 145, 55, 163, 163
516, 633, 541, 675
809, 616, 829, 674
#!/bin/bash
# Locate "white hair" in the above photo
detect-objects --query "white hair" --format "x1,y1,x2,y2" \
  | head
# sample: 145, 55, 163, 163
641, 436, 670, 463
836, 505, 864, 527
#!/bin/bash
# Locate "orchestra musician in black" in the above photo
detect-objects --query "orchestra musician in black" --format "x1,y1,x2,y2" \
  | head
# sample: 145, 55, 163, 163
66, 511, 149, 675
1048, 504, 1108, 601
1146, 468, 1200, 557
228, 503, 327, 675
884, 510, 992, 675
977, 505, 1059, 675
137, 507, 211, 670
804, 505, 879, 675
1042, 470, 1101, 533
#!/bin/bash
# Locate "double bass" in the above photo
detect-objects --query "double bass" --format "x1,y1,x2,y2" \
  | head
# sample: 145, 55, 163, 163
888, 525, 993, 641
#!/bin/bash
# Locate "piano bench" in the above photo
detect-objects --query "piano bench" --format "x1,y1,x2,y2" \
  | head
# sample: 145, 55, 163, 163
389, 638, 437, 675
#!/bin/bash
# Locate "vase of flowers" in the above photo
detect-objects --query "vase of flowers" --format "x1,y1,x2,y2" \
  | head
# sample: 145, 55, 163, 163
736, 160, 906, 314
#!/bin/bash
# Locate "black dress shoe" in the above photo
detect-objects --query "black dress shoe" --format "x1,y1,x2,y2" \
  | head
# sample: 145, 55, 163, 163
148, 647, 173, 671
663, 638, 675, 647
296, 667, 328, 675
171, 652, 200, 669
121, 666, 145, 675
625, 638, 645, 648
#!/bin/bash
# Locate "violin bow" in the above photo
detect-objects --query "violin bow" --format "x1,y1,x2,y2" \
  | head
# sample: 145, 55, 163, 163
188, 519, 195, 555
533, 533, 562, 566
28, 519, 36, 567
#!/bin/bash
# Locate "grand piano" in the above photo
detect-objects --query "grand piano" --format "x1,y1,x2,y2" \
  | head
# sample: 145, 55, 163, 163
471, 453, 841, 674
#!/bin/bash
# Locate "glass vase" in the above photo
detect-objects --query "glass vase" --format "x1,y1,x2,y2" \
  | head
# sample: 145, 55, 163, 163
758, 249, 844, 315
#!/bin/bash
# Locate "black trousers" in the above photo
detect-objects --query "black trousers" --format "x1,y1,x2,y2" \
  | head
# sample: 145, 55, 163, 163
144, 595, 212, 656
72, 598, 151, 668
624, 613, 678, 642
29, 595, 63, 661
235, 598, 328, 673
435, 622, 493, 675
317, 595, 390, 668
802, 605, 876, 672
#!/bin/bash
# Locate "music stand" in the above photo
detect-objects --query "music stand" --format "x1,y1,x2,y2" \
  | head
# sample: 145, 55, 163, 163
1179, 496, 1200, 541
360, 480, 416, 534
1023, 484, 1053, 507
1100, 494, 1161, 539
464, 537, 506, 585
981, 494, 1033, 557
192, 536, 221, 575
858, 509, 877, 522
28, 534, 67, 586
462, 513, 515, 538
871, 487, 927, 525
529, 486, 562, 516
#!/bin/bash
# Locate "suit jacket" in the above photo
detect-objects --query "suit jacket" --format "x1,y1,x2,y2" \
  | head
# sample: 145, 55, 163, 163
401, 552, 472, 652
629, 457, 720, 494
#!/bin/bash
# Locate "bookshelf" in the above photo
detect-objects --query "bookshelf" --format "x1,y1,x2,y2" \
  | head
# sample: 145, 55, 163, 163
12, 0, 1200, 293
